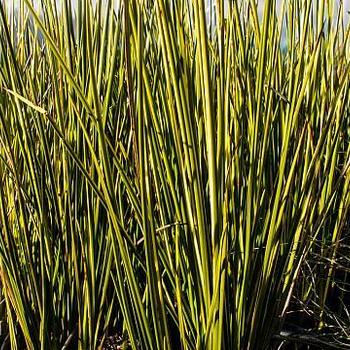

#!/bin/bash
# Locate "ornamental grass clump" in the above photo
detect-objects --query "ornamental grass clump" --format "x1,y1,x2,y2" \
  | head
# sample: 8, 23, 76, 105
0, 0, 349, 349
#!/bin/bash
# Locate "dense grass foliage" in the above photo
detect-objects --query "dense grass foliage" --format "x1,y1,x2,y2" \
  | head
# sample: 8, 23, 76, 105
0, 0, 349, 349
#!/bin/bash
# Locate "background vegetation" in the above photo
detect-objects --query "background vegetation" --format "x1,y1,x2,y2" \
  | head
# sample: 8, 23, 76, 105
0, 0, 349, 349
